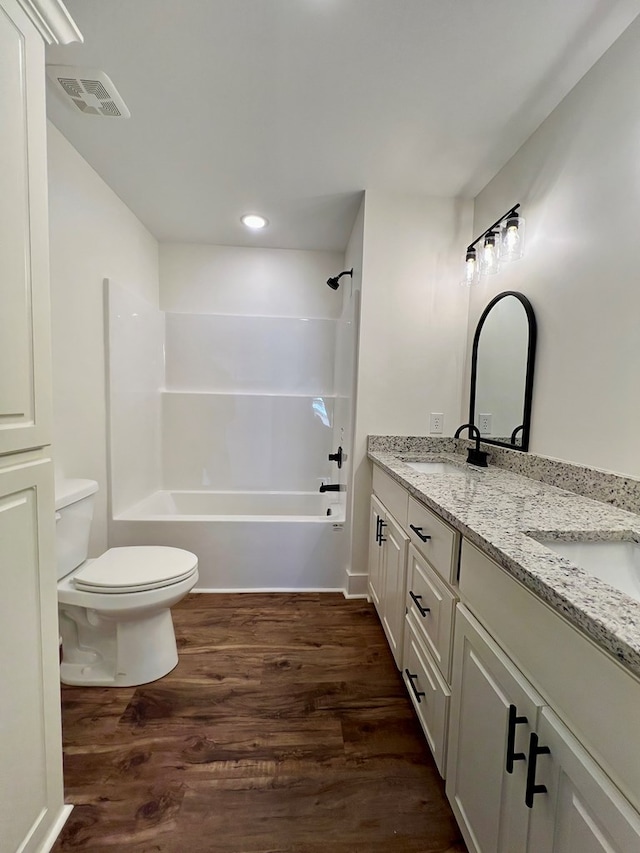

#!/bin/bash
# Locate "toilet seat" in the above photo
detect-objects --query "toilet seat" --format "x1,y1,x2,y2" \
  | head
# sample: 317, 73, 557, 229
73, 546, 198, 594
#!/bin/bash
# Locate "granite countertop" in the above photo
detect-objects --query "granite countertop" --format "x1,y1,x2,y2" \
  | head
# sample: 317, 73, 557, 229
368, 448, 640, 678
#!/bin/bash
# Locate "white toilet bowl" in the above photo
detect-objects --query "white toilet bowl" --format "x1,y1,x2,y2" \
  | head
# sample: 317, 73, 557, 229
56, 481, 198, 687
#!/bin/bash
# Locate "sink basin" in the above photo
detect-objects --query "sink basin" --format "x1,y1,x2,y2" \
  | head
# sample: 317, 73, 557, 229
405, 461, 462, 475
542, 539, 640, 602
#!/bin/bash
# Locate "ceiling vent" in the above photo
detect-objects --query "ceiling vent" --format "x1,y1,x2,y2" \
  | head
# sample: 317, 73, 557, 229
46, 66, 130, 118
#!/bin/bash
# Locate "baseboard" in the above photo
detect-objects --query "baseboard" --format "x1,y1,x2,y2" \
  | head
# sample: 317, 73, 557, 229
192, 587, 345, 594
40, 805, 73, 853
344, 571, 368, 598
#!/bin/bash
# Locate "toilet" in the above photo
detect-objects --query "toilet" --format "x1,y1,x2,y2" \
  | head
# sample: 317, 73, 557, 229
56, 479, 198, 687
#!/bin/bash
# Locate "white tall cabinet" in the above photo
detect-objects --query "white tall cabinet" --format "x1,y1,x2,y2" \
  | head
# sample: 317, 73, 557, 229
0, 1, 81, 850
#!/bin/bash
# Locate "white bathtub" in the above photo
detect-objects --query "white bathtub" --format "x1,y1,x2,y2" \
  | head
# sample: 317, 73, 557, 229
110, 490, 347, 591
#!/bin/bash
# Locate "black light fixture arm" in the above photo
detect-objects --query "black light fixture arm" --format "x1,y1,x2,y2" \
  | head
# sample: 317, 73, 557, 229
466, 204, 520, 253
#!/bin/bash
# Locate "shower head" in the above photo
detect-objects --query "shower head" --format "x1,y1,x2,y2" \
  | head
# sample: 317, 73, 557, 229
326, 268, 353, 290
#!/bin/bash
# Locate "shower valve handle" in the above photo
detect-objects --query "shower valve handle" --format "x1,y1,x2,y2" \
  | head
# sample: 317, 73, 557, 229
328, 446, 343, 469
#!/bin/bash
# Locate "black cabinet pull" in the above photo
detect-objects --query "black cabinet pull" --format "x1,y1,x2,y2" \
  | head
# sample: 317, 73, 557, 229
409, 590, 430, 617
410, 524, 431, 542
375, 515, 381, 543
404, 669, 426, 703
378, 519, 387, 546
525, 732, 550, 808
506, 704, 528, 773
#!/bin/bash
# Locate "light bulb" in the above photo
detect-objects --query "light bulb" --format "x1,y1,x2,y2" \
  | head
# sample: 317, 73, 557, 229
461, 248, 478, 286
500, 214, 525, 261
481, 232, 500, 275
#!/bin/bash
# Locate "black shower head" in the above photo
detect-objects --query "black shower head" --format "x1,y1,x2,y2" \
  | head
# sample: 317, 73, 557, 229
326, 268, 353, 290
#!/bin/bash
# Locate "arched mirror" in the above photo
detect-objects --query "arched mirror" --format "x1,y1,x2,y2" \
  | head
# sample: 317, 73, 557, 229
469, 291, 536, 451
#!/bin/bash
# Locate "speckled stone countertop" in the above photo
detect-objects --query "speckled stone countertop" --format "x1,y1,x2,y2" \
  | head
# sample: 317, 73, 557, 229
368, 447, 640, 678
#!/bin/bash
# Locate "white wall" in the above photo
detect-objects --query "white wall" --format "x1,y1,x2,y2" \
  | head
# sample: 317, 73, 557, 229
466, 16, 640, 478
351, 191, 474, 576
47, 124, 159, 554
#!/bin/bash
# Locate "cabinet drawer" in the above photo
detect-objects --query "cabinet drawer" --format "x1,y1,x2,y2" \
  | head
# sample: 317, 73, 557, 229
407, 495, 459, 583
372, 466, 408, 528
403, 623, 450, 777
406, 545, 457, 682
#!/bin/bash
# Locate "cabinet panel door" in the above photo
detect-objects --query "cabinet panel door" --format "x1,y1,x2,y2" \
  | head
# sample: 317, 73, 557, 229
381, 511, 409, 668
527, 707, 640, 852
406, 545, 457, 682
0, 456, 65, 852
368, 494, 385, 610
0, 0, 52, 454
446, 606, 544, 853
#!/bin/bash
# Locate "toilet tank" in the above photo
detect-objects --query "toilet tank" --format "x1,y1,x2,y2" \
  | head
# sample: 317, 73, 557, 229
55, 479, 99, 581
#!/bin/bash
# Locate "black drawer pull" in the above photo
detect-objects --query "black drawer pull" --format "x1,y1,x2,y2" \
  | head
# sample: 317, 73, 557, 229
375, 515, 381, 543
410, 524, 431, 542
506, 704, 528, 773
378, 519, 387, 545
409, 590, 430, 617
404, 669, 426, 703
525, 732, 550, 808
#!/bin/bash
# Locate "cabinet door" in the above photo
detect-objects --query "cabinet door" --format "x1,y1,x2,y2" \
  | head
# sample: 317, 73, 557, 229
368, 494, 385, 610
0, 455, 65, 852
381, 511, 409, 668
446, 605, 545, 853
0, 0, 52, 454
526, 707, 640, 852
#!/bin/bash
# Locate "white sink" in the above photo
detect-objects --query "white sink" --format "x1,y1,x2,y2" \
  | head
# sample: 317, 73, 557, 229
542, 539, 640, 602
405, 461, 462, 475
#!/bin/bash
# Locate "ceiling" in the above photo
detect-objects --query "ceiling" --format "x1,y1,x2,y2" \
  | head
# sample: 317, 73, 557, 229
46, 0, 640, 252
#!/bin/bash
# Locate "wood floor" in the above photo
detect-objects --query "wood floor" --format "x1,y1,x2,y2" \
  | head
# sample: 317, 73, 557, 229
52, 593, 467, 852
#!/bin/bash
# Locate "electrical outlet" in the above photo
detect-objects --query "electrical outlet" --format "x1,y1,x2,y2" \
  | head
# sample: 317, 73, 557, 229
479, 413, 492, 435
430, 413, 444, 434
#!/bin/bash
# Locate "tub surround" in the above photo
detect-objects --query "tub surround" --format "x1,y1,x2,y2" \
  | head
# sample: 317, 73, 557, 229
367, 436, 640, 676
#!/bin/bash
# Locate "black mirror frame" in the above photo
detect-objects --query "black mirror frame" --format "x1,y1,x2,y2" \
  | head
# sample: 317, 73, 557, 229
469, 290, 537, 452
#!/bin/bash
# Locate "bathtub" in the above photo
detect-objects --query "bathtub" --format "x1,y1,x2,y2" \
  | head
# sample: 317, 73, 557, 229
110, 490, 347, 591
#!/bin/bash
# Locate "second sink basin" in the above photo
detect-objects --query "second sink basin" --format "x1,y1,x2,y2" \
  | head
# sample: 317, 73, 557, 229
541, 539, 640, 602
405, 461, 462, 475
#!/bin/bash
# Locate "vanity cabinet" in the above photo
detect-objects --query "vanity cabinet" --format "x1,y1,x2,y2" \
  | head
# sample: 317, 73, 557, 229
527, 707, 640, 852
368, 492, 409, 668
370, 465, 459, 776
446, 604, 544, 852
448, 539, 640, 853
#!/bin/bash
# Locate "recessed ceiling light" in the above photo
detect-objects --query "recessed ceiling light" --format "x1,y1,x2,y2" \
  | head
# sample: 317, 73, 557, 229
241, 213, 268, 230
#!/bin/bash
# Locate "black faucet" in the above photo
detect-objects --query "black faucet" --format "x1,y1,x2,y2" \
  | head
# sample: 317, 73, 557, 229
454, 423, 488, 467
319, 482, 342, 493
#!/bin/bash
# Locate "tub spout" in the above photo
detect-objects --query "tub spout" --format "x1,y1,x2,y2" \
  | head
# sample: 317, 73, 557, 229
319, 483, 343, 493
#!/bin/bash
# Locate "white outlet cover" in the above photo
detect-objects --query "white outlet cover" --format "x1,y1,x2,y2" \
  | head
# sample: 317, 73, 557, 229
430, 413, 444, 434
479, 413, 492, 434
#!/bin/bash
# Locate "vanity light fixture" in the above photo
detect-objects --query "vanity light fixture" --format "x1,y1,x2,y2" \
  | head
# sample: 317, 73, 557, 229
241, 213, 268, 230
461, 203, 525, 285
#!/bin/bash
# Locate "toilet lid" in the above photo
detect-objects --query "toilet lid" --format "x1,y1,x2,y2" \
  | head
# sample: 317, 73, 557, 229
73, 546, 198, 593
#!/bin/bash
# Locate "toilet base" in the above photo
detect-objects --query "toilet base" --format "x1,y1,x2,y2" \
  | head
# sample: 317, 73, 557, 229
59, 607, 179, 687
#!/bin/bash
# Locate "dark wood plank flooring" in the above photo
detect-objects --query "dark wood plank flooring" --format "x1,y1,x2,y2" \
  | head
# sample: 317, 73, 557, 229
52, 593, 467, 852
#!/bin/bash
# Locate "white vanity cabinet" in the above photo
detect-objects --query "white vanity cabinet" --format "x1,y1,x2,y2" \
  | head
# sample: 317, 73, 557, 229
446, 604, 545, 852
369, 465, 459, 776
448, 539, 640, 853
527, 707, 640, 852
367, 490, 409, 668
